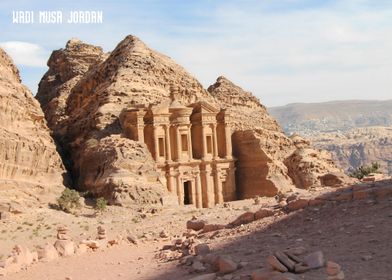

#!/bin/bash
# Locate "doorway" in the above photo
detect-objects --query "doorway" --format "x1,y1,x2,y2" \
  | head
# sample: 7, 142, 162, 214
183, 181, 192, 205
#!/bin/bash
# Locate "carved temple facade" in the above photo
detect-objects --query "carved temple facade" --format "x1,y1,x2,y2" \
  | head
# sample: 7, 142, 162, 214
121, 98, 236, 208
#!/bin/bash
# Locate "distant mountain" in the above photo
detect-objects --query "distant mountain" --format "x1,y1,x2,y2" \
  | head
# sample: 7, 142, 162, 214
268, 100, 392, 176
311, 126, 392, 176
269, 100, 392, 135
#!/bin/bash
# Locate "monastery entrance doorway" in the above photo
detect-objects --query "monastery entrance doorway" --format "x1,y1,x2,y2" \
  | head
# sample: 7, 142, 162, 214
183, 181, 192, 205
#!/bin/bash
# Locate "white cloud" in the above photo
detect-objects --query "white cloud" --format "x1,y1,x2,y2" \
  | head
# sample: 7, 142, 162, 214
146, 1, 392, 106
1, 1, 392, 105
0, 41, 48, 67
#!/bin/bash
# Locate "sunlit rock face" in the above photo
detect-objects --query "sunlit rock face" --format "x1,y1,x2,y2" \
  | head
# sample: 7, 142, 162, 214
36, 35, 352, 206
0, 47, 67, 210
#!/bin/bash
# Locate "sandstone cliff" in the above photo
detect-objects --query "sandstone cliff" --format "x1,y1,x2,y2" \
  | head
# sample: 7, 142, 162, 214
208, 77, 353, 196
38, 36, 216, 205
37, 36, 352, 205
0, 48, 66, 210
36, 38, 107, 137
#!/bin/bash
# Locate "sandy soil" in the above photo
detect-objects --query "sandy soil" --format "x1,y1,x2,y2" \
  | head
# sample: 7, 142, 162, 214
1, 184, 392, 280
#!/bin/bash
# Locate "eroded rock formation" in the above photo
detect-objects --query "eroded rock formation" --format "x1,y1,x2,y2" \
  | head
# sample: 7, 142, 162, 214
311, 127, 392, 176
208, 77, 353, 195
36, 38, 107, 135
38, 36, 216, 205
37, 35, 352, 206
0, 48, 66, 210
285, 135, 354, 189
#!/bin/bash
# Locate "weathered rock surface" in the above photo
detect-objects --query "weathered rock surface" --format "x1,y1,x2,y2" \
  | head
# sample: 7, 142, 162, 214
208, 77, 351, 197
78, 135, 167, 205
0, 47, 66, 210
36, 38, 107, 136
37, 36, 199, 204
37, 36, 351, 204
285, 135, 355, 189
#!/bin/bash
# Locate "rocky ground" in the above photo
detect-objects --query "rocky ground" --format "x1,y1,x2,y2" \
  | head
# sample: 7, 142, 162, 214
1, 179, 391, 280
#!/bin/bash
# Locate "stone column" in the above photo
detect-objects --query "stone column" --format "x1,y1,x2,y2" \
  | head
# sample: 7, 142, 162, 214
176, 125, 182, 161
195, 172, 202, 208
191, 181, 196, 205
164, 125, 171, 162
201, 125, 207, 159
176, 175, 182, 205
137, 112, 145, 142
212, 124, 218, 160
153, 125, 159, 160
229, 167, 236, 200
166, 172, 173, 193
205, 167, 215, 208
224, 124, 233, 159
187, 125, 193, 160
214, 168, 223, 204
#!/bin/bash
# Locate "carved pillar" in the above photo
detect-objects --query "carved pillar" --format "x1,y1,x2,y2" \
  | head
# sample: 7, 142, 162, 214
224, 124, 233, 159
137, 112, 145, 143
205, 167, 215, 208
166, 172, 173, 193
212, 124, 218, 160
201, 125, 207, 159
195, 172, 202, 208
153, 125, 159, 160
176, 125, 182, 161
176, 175, 182, 205
164, 125, 171, 162
214, 168, 223, 204
229, 167, 236, 200
191, 181, 196, 205
137, 124, 144, 143
188, 125, 193, 160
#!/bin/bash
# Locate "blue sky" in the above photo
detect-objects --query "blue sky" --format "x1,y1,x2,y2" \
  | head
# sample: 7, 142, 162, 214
1, 0, 392, 106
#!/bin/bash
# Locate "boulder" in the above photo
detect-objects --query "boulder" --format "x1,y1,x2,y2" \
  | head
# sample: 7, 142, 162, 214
54, 240, 75, 256
230, 211, 255, 227
254, 208, 274, 220
266, 255, 288, 272
218, 256, 238, 274
37, 244, 59, 261
194, 244, 211, 256
187, 219, 207, 231
326, 261, 342, 276
202, 224, 225, 233
303, 251, 325, 269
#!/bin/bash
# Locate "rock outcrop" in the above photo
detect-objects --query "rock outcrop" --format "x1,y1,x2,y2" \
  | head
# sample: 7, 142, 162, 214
37, 35, 352, 205
36, 38, 107, 136
208, 77, 352, 196
285, 135, 354, 189
37, 36, 216, 205
0, 48, 66, 210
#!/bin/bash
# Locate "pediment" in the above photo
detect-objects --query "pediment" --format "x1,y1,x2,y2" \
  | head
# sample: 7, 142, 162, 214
189, 101, 220, 114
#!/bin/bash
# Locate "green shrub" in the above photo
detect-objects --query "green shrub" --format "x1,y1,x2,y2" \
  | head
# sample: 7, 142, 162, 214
57, 188, 81, 213
350, 162, 381, 179
95, 197, 107, 212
